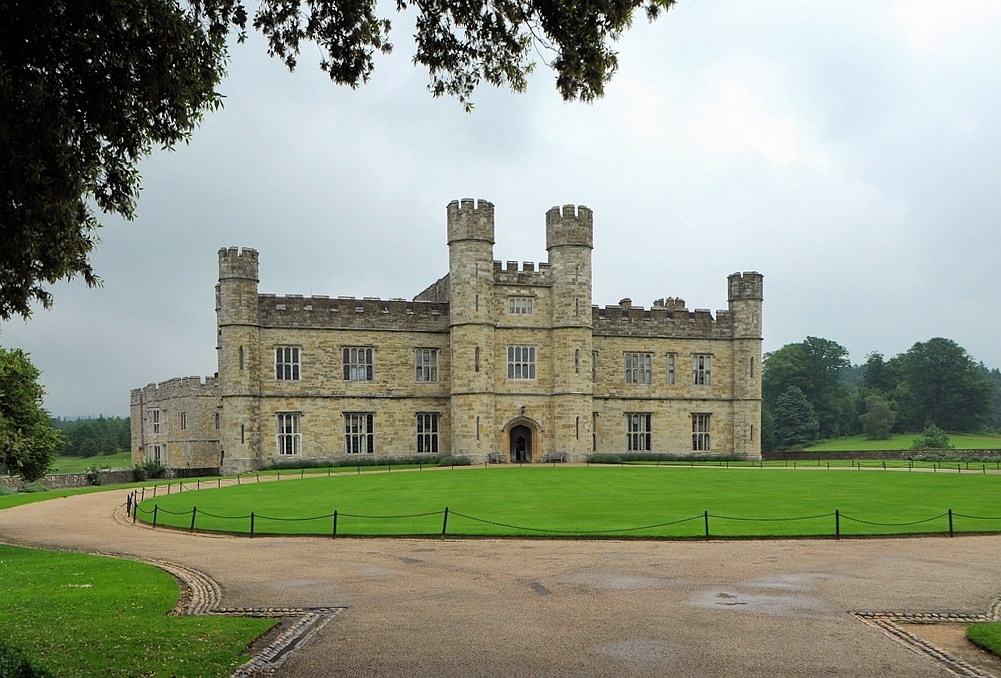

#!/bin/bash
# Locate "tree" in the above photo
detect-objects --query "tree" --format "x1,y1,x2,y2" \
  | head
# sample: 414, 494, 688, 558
859, 393, 895, 440
772, 386, 820, 451
910, 424, 953, 451
1, 0, 674, 320
897, 338, 991, 432
762, 337, 853, 438
0, 347, 63, 481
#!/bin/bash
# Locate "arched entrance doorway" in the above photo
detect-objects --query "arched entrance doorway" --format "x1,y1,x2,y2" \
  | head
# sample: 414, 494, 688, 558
510, 425, 532, 463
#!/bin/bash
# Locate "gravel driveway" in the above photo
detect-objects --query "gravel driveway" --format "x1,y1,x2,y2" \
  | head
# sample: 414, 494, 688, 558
1, 488, 999, 677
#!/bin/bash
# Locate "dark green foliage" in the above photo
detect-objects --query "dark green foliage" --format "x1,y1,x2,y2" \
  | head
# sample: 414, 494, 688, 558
897, 339, 991, 432
762, 337, 853, 438
587, 453, 744, 463
859, 394, 896, 440
436, 455, 472, 467
772, 386, 820, 450
910, 424, 954, 450
0, 347, 62, 480
84, 466, 103, 486
1, 0, 673, 318
19, 481, 48, 493
133, 459, 165, 481
0, 640, 55, 678
54, 416, 130, 457
978, 364, 1001, 431
267, 454, 466, 470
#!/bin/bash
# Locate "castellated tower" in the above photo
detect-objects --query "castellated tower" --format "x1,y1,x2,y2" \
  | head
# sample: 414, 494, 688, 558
217, 247, 261, 473
546, 205, 594, 462
447, 199, 496, 457
728, 271, 764, 459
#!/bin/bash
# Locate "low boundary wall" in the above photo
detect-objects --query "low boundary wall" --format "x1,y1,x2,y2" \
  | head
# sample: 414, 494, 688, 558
764, 449, 1001, 462
0, 466, 219, 492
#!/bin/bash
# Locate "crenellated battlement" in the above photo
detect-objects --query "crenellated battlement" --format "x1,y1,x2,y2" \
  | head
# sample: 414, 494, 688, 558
218, 247, 259, 281
130, 376, 219, 405
258, 294, 450, 331
728, 271, 763, 301
592, 301, 735, 339
447, 198, 495, 245
492, 260, 552, 286
546, 204, 593, 249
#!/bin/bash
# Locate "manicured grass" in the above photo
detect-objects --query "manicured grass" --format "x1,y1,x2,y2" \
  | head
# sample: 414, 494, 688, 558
0, 545, 275, 677
49, 452, 132, 474
137, 465, 1001, 538
806, 433, 1001, 451
968, 622, 1001, 658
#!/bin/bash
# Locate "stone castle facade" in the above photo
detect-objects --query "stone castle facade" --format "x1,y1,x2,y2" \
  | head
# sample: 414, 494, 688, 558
131, 199, 763, 473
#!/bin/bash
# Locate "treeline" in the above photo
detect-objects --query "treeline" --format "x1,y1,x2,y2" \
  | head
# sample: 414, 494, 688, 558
50, 416, 130, 457
762, 337, 999, 451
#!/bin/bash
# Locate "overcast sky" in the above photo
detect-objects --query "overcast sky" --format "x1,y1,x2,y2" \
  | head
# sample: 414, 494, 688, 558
3, 0, 1000, 417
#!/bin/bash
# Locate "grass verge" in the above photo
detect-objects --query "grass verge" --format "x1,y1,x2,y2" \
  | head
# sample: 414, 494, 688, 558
0, 544, 275, 677
806, 433, 1001, 451
137, 465, 1001, 538
48, 452, 133, 474
967, 622, 1001, 658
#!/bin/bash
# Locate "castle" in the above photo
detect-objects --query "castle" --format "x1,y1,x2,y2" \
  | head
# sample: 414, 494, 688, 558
130, 199, 763, 473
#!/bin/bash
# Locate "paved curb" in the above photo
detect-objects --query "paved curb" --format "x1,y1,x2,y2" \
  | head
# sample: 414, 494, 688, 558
852, 596, 1001, 678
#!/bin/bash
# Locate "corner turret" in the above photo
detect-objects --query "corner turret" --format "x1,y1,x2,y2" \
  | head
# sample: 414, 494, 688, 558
545, 205, 593, 249
218, 247, 259, 282
447, 199, 495, 245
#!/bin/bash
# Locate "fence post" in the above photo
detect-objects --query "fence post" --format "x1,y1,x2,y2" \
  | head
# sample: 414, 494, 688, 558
948, 509, 953, 537
704, 510, 710, 541
167, 483, 170, 495
218, 477, 221, 488
301, 469, 304, 479
441, 506, 449, 538
332, 510, 338, 538
127, 493, 132, 516
141, 486, 146, 501
190, 506, 197, 531
883, 460, 886, 471
237, 474, 241, 485
957, 464, 961, 474
133, 501, 137, 524
153, 504, 159, 528
835, 510, 840, 540
357, 465, 360, 474
250, 512, 255, 538
328, 466, 331, 477
278, 470, 281, 480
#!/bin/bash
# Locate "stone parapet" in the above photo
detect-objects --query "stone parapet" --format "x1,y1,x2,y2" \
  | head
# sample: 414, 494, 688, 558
258, 295, 450, 331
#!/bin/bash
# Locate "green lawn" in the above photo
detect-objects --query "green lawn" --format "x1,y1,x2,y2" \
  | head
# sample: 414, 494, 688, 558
806, 433, 1001, 451
48, 451, 132, 474
968, 622, 1001, 658
137, 465, 1001, 538
0, 545, 275, 677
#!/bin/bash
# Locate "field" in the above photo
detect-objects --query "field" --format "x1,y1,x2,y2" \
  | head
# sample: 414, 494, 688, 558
48, 451, 133, 474
0, 544, 275, 677
806, 433, 1001, 451
136, 465, 1001, 538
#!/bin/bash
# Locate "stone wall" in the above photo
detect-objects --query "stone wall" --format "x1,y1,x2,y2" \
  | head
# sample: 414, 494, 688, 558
764, 449, 1001, 461
0, 469, 136, 491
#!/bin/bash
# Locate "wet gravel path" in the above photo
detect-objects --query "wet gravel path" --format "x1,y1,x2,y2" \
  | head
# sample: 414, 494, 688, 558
2, 488, 1000, 677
